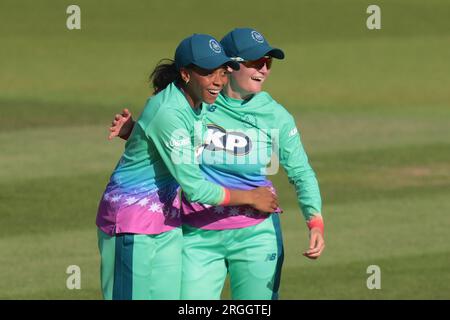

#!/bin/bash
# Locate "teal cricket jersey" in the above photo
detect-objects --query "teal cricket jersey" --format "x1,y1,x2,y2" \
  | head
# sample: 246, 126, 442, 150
181, 91, 322, 229
96, 82, 226, 235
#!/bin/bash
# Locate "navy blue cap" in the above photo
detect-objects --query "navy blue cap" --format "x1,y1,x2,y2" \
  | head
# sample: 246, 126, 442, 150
174, 34, 240, 71
220, 28, 285, 61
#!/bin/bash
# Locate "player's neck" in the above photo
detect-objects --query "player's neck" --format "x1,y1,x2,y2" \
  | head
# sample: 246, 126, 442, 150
179, 84, 202, 109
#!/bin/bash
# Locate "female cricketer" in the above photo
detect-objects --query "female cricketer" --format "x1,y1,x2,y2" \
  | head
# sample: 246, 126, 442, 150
96, 33, 278, 300
109, 28, 325, 300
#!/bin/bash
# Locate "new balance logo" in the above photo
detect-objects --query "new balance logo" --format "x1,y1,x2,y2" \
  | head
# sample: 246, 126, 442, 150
265, 253, 277, 261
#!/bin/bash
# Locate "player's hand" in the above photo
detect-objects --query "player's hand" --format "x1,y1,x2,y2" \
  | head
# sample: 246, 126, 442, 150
303, 228, 325, 259
249, 187, 278, 213
108, 108, 134, 140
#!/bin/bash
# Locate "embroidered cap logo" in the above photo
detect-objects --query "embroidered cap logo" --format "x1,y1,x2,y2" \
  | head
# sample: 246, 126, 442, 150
251, 31, 264, 43
209, 39, 222, 53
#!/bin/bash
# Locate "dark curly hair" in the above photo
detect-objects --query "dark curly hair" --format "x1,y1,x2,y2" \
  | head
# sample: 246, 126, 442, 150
149, 59, 182, 94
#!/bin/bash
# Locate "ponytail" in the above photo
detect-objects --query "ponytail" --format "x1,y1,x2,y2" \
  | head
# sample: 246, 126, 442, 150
149, 59, 181, 94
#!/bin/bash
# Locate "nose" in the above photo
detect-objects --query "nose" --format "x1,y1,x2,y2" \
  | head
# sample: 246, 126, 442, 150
259, 63, 268, 74
212, 70, 226, 87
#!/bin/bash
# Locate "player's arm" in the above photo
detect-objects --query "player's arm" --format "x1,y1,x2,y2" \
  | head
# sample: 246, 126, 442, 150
109, 108, 277, 210
144, 109, 277, 211
277, 113, 325, 259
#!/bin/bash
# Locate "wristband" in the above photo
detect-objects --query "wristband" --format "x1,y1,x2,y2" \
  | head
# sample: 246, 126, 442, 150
307, 215, 324, 235
219, 188, 231, 206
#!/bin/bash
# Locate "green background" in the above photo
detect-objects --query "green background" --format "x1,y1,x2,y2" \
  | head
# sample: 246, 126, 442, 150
0, 0, 449, 299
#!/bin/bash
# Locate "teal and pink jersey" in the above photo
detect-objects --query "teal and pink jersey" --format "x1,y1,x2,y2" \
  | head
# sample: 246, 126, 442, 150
96, 82, 226, 236
181, 92, 322, 230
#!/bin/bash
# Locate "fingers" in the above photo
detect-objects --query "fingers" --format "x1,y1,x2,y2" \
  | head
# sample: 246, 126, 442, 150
303, 231, 325, 260
304, 242, 325, 259
111, 115, 123, 129
252, 186, 279, 213
303, 247, 324, 259
261, 202, 278, 214
108, 117, 122, 140
304, 246, 324, 259
108, 109, 130, 141
108, 129, 119, 140
266, 197, 278, 212
264, 187, 278, 202
269, 191, 278, 213
109, 115, 125, 130
122, 108, 130, 118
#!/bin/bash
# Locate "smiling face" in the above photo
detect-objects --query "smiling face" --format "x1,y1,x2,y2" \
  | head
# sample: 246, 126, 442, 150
226, 56, 272, 100
180, 65, 231, 107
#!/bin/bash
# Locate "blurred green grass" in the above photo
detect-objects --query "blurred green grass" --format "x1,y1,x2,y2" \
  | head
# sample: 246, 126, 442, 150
0, 0, 449, 299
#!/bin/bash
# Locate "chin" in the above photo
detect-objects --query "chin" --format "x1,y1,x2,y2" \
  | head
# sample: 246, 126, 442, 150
248, 85, 263, 93
204, 97, 217, 104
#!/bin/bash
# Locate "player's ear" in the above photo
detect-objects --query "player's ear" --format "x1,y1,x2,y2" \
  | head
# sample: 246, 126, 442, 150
179, 68, 190, 85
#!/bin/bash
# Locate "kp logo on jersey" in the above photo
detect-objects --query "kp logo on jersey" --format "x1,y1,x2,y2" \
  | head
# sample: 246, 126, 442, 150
203, 124, 252, 155
170, 122, 279, 175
